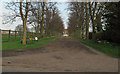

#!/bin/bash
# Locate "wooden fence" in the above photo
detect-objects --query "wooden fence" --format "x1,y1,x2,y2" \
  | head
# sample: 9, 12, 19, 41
0, 29, 36, 42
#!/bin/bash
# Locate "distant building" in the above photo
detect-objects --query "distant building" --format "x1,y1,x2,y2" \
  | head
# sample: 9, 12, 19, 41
63, 29, 68, 37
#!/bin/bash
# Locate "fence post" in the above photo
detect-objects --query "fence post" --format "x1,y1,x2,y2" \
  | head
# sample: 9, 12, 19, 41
8, 30, 11, 41
0, 29, 1, 42
15, 31, 17, 41
0, 29, 1, 35
20, 31, 22, 40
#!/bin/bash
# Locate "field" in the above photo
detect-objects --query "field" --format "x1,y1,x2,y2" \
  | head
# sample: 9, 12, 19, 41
2, 34, 38, 42
72, 37, 119, 57
2, 34, 58, 50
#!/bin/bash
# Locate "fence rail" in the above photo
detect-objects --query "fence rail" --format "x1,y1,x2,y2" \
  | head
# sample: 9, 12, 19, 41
0, 29, 36, 42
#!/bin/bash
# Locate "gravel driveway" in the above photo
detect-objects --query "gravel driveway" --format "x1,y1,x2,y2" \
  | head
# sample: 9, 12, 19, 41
2, 37, 118, 72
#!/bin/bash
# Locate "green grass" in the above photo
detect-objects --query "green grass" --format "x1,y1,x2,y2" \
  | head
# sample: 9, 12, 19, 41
2, 34, 22, 42
72, 37, 119, 57
2, 37, 57, 50
2, 34, 40, 42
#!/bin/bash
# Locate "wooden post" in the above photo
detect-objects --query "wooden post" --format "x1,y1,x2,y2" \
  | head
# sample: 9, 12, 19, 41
0, 29, 1, 35
8, 30, 11, 41
19, 31, 22, 40
0, 29, 1, 42
15, 31, 17, 41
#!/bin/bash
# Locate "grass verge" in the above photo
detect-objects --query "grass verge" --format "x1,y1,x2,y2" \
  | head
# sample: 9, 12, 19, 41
72, 37, 119, 58
2, 36, 58, 50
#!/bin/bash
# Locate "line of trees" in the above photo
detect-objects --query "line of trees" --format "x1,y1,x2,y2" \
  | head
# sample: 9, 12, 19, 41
3, 1, 64, 44
68, 2, 105, 40
68, 2, 120, 43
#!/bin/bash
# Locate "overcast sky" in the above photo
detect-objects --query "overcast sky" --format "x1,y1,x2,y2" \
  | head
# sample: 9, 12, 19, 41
56, 2, 69, 29
0, 0, 69, 30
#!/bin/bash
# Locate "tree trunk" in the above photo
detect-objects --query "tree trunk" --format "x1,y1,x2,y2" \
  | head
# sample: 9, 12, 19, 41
8, 30, 11, 41
20, 0, 29, 44
96, 12, 102, 32
85, 3, 89, 39
37, 2, 40, 36
40, 2, 45, 37
22, 20, 27, 45
89, 2, 97, 40
81, 2, 84, 38
15, 31, 17, 41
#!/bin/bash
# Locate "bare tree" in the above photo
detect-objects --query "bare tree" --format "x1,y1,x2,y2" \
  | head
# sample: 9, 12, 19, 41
68, 2, 105, 40
20, 0, 29, 44
3, 1, 64, 42
3, 0, 32, 44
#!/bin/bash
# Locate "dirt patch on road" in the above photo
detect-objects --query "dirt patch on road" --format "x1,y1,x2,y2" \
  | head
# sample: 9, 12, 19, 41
2, 46, 46, 57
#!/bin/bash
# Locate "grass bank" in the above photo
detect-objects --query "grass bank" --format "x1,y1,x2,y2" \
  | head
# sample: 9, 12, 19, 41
2, 36, 58, 50
2, 34, 22, 42
72, 37, 119, 57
